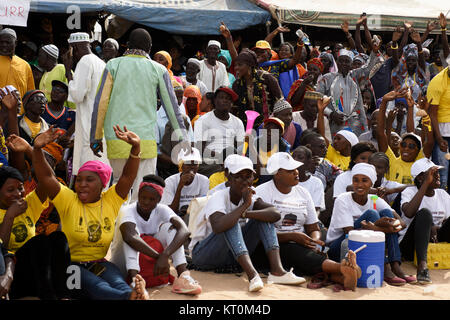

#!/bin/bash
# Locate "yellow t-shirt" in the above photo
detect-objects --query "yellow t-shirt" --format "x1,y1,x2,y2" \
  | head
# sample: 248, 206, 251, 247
0, 191, 48, 253
23, 116, 42, 138
325, 144, 350, 171
209, 171, 227, 190
51, 184, 127, 262
427, 67, 450, 123
386, 146, 424, 184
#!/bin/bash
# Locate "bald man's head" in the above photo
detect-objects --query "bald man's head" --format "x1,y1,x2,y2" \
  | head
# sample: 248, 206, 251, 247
128, 28, 152, 53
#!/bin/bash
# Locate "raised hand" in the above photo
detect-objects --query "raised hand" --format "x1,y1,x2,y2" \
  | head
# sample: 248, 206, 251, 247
0, 87, 19, 112
403, 21, 413, 32
276, 25, 290, 33
113, 125, 140, 148
392, 26, 403, 42
317, 96, 331, 112
410, 28, 421, 43
6, 134, 31, 153
341, 20, 350, 33
219, 21, 232, 39
357, 14, 367, 26
426, 20, 438, 32
33, 126, 62, 149
439, 12, 447, 29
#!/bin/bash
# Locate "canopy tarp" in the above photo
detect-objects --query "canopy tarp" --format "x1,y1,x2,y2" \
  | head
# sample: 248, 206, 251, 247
252, 0, 450, 32
29, 0, 271, 35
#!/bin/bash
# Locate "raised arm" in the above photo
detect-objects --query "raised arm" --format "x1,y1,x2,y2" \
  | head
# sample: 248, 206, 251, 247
400, 22, 412, 51
354, 17, 366, 53
439, 12, 449, 59
410, 29, 426, 71
341, 20, 356, 51
391, 26, 403, 67
317, 96, 331, 146
112, 125, 141, 199
220, 22, 238, 62
377, 90, 401, 152
421, 20, 438, 43
287, 35, 306, 69
264, 25, 290, 47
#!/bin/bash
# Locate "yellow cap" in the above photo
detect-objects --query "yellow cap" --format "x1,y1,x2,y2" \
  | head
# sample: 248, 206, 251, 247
253, 40, 271, 50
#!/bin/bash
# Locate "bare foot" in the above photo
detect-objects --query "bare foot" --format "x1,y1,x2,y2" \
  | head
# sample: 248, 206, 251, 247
340, 250, 360, 291
134, 274, 150, 300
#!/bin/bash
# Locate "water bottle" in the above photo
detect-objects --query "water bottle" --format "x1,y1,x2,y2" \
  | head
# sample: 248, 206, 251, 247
340, 234, 349, 261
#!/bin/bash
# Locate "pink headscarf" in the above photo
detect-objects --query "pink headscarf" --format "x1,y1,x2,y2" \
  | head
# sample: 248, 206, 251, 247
78, 161, 112, 188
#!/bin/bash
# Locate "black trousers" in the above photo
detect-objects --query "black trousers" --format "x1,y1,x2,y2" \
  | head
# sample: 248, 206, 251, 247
400, 208, 450, 262
9, 231, 71, 300
251, 241, 327, 276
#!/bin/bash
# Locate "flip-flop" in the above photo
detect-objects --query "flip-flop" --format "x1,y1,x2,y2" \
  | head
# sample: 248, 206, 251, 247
307, 272, 332, 289
402, 275, 417, 284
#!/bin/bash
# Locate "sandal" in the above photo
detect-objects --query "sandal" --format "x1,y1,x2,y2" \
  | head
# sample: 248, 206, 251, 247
307, 272, 333, 289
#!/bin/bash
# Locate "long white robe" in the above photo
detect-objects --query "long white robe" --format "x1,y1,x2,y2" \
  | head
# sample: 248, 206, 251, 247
68, 53, 110, 174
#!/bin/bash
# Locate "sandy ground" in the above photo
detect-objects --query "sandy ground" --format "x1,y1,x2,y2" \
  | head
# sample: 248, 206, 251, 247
148, 262, 450, 300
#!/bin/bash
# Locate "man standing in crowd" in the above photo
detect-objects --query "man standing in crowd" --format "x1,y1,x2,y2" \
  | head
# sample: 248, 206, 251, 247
90, 28, 188, 201
0, 28, 35, 111
198, 40, 230, 92
63, 32, 110, 181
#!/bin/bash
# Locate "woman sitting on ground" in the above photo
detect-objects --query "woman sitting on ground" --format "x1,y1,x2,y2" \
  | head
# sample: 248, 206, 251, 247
400, 158, 450, 284
190, 154, 305, 292
31, 125, 149, 300
109, 174, 202, 295
326, 163, 416, 286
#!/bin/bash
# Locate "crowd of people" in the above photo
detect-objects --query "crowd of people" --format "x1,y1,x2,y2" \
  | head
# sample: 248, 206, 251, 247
0, 11, 450, 300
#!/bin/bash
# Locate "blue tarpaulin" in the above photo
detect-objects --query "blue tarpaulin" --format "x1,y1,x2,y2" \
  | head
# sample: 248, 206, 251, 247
29, 0, 271, 35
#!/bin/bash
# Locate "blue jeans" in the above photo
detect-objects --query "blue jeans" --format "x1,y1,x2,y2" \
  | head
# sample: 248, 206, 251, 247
72, 261, 132, 300
192, 218, 280, 270
432, 137, 450, 192
328, 209, 402, 264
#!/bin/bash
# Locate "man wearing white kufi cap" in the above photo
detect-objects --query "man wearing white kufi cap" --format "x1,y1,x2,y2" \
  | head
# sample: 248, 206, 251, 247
198, 40, 229, 92
0, 28, 35, 105
160, 147, 209, 217
62, 32, 110, 180
38, 44, 74, 108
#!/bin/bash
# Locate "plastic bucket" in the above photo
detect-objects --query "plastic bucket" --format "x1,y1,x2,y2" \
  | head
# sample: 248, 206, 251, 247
348, 230, 385, 288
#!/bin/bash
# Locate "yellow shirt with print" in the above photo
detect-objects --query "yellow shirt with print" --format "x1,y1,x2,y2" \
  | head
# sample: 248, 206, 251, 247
52, 184, 127, 263
325, 144, 350, 171
427, 67, 450, 123
0, 191, 48, 253
386, 146, 424, 184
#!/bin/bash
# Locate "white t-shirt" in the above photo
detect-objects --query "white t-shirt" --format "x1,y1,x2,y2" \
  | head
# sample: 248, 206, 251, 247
188, 187, 257, 253
193, 111, 245, 154
333, 170, 353, 198
160, 173, 210, 210
209, 181, 228, 195
182, 77, 209, 96
380, 178, 404, 204
399, 186, 450, 242
255, 180, 317, 233
326, 192, 392, 244
298, 175, 325, 211
119, 202, 177, 236
198, 60, 230, 92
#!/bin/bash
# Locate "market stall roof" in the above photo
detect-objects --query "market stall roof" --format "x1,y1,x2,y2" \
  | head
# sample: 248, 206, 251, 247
29, 0, 271, 35
252, 0, 450, 32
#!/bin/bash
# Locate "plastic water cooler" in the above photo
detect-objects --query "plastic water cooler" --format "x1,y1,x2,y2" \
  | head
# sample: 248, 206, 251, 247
348, 230, 385, 288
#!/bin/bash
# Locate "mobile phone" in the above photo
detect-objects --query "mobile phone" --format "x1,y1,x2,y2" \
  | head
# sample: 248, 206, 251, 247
88, 263, 106, 276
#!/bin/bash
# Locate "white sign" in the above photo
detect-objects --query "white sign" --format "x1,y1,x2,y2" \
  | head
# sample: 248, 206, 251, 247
0, 0, 30, 27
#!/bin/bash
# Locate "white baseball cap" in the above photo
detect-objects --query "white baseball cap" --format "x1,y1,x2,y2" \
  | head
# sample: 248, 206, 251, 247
411, 158, 443, 179
177, 147, 202, 164
266, 152, 303, 175
225, 154, 255, 174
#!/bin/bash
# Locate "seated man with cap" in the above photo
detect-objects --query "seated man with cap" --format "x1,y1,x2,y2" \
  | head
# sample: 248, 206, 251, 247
182, 58, 208, 96
160, 148, 209, 219
190, 154, 305, 292
38, 44, 74, 109
0, 28, 35, 105
272, 98, 303, 150
193, 86, 244, 168
252, 152, 361, 291
317, 45, 384, 137
198, 40, 230, 92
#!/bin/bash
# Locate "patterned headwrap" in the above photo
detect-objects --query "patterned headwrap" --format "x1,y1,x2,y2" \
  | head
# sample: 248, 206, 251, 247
307, 58, 324, 73
183, 85, 202, 116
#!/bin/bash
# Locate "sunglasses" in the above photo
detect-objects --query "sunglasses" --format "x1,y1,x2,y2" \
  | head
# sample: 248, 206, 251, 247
400, 142, 418, 150
30, 96, 48, 104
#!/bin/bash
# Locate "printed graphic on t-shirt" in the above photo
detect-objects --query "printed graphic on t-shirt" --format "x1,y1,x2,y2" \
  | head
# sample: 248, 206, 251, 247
12, 221, 28, 243
273, 199, 308, 232
87, 220, 102, 242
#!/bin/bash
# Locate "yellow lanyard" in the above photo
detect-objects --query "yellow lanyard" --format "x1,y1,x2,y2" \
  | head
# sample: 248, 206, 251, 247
404, 73, 416, 88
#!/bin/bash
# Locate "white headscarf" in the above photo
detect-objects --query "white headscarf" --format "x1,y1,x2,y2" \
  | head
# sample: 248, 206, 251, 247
352, 163, 377, 186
